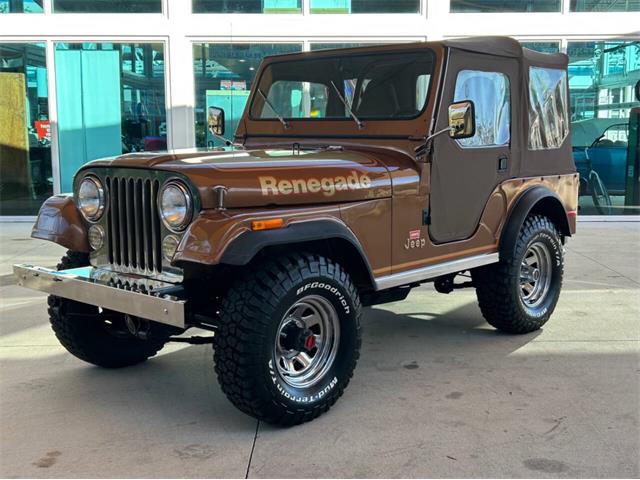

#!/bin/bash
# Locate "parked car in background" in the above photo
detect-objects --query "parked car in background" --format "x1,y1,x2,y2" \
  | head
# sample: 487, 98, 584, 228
572, 120, 630, 214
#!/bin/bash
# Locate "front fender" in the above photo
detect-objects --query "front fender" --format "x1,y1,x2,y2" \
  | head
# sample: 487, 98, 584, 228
31, 195, 90, 252
173, 208, 373, 279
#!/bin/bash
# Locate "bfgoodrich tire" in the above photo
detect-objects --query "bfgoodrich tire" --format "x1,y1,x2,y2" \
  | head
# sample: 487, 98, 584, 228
214, 253, 362, 426
49, 251, 168, 368
472, 215, 564, 334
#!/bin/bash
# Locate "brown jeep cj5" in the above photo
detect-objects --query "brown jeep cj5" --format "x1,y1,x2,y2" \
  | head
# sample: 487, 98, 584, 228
15, 37, 578, 425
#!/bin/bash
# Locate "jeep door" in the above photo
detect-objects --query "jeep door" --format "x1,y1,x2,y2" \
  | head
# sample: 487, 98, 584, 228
429, 51, 519, 243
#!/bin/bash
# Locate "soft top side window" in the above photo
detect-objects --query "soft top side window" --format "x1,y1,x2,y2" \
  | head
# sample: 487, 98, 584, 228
453, 70, 511, 148
528, 66, 569, 150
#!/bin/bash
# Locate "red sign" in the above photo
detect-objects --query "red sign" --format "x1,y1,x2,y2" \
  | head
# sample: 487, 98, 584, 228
35, 120, 51, 141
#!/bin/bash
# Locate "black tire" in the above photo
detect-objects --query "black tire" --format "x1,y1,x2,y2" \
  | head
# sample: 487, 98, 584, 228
472, 215, 564, 334
48, 251, 167, 368
214, 253, 362, 426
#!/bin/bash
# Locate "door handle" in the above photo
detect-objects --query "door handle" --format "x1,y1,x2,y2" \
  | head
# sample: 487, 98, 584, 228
498, 155, 509, 172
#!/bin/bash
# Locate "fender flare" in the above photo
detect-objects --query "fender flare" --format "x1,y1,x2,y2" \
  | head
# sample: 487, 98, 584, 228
219, 219, 376, 286
31, 194, 90, 253
499, 186, 571, 262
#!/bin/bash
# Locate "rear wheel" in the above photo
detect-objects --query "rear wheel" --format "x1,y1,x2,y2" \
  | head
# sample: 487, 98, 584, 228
48, 251, 168, 368
472, 215, 564, 334
214, 253, 362, 426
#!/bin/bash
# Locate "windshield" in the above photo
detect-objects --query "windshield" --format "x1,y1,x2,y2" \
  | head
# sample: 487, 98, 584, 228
250, 50, 435, 122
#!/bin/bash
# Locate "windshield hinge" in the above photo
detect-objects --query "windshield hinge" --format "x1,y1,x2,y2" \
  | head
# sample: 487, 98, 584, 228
422, 208, 431, 226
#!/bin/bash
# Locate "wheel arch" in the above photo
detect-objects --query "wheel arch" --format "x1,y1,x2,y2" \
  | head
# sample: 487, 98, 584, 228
219, 220, 377, 292
499, 186, 571, 261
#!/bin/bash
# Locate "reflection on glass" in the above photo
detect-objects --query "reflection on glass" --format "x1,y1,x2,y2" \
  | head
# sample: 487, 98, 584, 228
310, 0, 419, 13
521, 41, 560, 54
310, 43, 376, 51
528, 67, 569, 150
453, 70, 510, 147
251, 52, 434, 120
193, 43, 302, 147
53, 0, 161, 12
0, 0, 42, 12
568, 41, 640, 215
571, 0, 640, 11
450, 0, 559, 12
0, 43, 51, 215
193, 0, 301, 13
54, 43, 166, 192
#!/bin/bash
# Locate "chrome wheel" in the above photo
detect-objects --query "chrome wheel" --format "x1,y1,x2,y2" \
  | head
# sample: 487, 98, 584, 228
519, 241, 553, 308
274, 295, 340, 389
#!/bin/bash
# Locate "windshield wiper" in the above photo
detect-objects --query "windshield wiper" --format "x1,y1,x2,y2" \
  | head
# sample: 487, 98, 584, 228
208, 127, 243, 149
330, 80, 364, 129
257, 88, 290, 130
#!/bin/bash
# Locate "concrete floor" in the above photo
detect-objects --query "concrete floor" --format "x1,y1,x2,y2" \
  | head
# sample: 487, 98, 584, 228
0, 222, 639, 478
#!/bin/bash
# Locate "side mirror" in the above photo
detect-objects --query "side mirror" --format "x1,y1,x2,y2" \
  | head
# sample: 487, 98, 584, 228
208, 106, 225, 137
448, 100, 475, 139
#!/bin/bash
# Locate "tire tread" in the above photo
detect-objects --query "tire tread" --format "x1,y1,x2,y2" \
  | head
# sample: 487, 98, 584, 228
473, 215, 564, 334
214, 252, 362, 426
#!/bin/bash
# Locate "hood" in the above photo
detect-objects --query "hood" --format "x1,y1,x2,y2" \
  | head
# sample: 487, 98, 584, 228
84, 148, 392, 209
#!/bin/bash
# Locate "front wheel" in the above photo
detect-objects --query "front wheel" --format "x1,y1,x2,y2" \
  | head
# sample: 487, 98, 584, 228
214, 253, 362, 426
48, 251, 168, 368
472, 215, 564, 334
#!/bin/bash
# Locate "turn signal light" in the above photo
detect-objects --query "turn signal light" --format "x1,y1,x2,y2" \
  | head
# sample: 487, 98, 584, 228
251, 218, 285, 231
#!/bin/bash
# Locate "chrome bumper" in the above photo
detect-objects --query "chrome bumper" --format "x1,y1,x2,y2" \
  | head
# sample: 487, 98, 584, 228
13, 264, 186, 328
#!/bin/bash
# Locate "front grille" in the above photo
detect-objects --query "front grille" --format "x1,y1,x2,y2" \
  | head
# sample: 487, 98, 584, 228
105, 176, 163, 274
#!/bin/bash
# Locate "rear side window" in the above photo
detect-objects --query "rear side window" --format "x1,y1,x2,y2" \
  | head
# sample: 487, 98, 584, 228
528, 67, 569, 150
453, 70, 510, 148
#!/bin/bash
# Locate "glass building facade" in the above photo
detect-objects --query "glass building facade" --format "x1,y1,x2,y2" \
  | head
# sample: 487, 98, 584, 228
193, 43, 302, 147
0, 0, 42, 12
53, 42, 166, 191
450, 0, 560, 12
53, 0, 161, 13
309, 0, 420, 13
193, 0, 302, 14
0, 43, 51, 215
1, 0, 639, 216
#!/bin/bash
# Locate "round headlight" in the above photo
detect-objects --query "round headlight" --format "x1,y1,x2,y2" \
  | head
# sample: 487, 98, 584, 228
162, 234, 180, 261
88, 225, 105, 251
77, 176, 105, 221
159, 181, 192, 232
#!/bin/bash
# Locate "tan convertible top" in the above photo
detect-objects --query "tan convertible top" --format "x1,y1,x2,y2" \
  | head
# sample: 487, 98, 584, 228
263, 36, 569, 69
245, 36, 573, 178
443, 36, 569, 68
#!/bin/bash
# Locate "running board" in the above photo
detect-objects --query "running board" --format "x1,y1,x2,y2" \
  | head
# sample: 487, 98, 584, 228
374, 253, 499, 291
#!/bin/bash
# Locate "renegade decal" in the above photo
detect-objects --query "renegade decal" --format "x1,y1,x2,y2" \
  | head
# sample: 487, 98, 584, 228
259, 171, 372, 197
